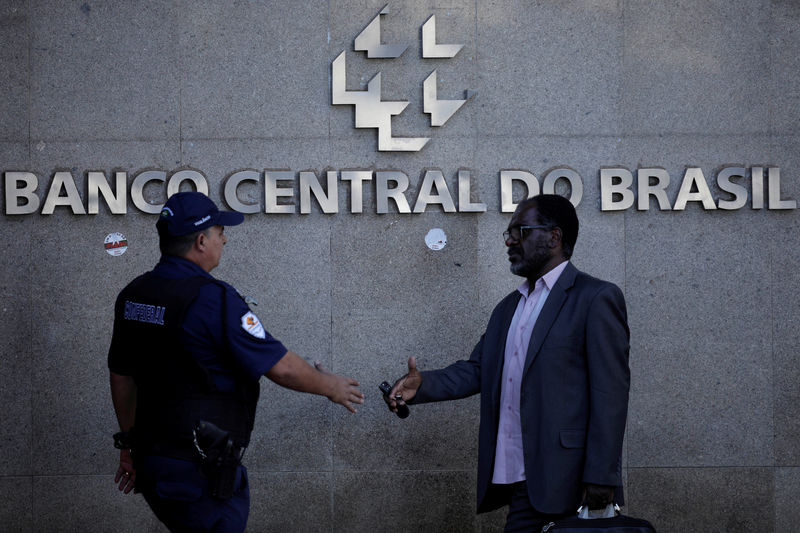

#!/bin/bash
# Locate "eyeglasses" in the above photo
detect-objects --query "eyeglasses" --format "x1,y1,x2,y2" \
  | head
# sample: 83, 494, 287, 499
503, 225, 551, 242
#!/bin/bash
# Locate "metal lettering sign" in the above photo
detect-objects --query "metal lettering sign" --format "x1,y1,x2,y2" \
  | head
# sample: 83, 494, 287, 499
332, 5, 474, 152
3, 166, 796, 215
1, 6, 795, 217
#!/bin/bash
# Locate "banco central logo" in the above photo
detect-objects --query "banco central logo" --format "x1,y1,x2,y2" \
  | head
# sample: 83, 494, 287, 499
331, 4, 475, 152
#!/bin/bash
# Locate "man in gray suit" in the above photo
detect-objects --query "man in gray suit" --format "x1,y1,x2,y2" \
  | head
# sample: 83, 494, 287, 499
388, 194, 630, 532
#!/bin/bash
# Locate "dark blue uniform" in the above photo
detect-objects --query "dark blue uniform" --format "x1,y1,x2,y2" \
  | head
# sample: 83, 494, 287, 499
109, 255, 287, 533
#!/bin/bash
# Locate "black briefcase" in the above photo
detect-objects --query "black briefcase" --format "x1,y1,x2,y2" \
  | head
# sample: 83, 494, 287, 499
540, 505, 656, 532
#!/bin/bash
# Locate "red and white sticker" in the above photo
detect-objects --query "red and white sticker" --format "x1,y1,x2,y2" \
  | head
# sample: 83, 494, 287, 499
104, 232, 128, 256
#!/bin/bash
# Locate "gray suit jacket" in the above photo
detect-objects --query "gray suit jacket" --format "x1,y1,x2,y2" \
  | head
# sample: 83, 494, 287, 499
413, 262, 630, 514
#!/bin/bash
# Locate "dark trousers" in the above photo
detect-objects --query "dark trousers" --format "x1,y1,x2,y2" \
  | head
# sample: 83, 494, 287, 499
137, 455, 250, 533
498, 482, 571, 533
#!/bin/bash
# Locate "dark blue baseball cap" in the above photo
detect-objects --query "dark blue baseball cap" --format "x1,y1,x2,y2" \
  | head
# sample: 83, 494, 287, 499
156, 192, 244, 236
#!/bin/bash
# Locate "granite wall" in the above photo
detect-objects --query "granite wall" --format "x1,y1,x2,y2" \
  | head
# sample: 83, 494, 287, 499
1, 1, 798, 531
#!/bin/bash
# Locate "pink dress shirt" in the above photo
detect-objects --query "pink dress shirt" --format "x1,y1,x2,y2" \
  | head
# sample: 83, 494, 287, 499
492, 260, 569, 484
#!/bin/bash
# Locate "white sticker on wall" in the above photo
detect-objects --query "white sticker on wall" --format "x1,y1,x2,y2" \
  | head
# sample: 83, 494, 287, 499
104, 232, 128, 256
425, 228, 447, 250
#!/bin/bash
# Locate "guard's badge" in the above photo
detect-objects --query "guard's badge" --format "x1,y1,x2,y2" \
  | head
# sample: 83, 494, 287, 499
241, 311, 266, 339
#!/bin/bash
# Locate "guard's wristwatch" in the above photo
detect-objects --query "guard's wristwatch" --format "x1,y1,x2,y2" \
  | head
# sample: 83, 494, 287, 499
113, 431, 131, 450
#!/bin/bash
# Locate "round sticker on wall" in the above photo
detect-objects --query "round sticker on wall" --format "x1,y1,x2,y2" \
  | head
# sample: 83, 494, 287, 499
104, 232, 128, 256
425, 228, 447, 251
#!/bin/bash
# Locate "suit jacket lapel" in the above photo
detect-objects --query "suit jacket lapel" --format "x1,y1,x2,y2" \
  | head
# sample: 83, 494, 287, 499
522, 263, 578, 377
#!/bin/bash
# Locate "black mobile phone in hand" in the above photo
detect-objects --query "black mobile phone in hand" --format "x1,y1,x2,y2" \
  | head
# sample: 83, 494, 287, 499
379, 381, 410, 419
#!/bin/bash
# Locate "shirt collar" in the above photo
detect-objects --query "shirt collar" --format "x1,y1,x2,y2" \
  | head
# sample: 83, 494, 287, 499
517, 260, 570, 297
152, 254, 213, 279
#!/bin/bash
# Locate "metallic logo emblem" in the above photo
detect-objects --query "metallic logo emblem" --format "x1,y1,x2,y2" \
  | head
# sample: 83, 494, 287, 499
332, 5, 475, 152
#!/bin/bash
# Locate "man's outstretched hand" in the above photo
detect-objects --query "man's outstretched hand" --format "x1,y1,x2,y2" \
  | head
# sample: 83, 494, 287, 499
388, 357, 422, 413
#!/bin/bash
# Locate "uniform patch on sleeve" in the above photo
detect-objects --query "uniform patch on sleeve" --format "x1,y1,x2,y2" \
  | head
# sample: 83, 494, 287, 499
241, 311, 266, 339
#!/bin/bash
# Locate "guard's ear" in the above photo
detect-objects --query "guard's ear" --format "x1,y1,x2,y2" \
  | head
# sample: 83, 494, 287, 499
194, 231, 207, 251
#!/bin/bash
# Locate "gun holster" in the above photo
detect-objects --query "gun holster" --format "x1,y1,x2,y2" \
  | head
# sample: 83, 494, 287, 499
192, 420, 243, 500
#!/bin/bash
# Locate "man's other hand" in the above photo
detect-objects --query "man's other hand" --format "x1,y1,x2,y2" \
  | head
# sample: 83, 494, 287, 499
582, 483, 615, 510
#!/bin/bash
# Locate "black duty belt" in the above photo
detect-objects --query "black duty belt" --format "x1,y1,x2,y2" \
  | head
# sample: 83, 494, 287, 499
133, 440, 202, 462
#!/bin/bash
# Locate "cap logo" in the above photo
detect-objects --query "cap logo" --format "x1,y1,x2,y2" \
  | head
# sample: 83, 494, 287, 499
193, 215, 211, 226
160, 207, 174, 218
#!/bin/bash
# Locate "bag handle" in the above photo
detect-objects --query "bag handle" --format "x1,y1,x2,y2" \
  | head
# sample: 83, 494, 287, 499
576, 503, 620, 519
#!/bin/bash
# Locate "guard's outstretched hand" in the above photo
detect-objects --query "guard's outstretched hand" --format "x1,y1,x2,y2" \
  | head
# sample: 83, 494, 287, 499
388, 357, 422, 413
314, 361, 364, 414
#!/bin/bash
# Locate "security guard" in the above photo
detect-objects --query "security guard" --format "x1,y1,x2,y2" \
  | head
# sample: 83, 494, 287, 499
109, 191, 364, 532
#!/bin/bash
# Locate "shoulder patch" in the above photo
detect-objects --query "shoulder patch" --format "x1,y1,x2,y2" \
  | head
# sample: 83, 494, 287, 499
241, 311, 266, 339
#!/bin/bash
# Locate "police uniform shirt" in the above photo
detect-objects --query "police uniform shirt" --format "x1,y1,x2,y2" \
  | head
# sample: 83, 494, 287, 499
109, 255, 287, 389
